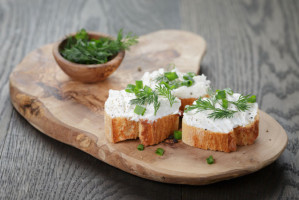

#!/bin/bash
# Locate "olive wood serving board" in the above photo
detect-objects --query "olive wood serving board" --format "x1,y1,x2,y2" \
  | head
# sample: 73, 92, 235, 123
9, 30, 287, 185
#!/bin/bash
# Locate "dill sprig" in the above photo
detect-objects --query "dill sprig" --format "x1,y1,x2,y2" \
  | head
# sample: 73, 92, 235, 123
60, 28, 138, 64
155, 85, 176, 106
184, 89, 256, 120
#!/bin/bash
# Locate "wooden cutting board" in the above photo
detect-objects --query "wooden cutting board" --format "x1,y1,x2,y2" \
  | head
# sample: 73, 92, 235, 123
9, 30, 287, 185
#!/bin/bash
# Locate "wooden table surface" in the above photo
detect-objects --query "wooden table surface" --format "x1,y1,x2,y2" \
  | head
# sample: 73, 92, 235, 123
0, 0, 298, 199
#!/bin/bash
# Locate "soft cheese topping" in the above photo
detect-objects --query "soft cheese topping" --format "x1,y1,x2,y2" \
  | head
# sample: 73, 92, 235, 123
105, 90, 181, 122
141, 68, 210, 98
183, 93, 258, 133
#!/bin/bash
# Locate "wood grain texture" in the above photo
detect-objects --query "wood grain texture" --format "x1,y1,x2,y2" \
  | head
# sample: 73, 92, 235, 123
0, 0, 298, 199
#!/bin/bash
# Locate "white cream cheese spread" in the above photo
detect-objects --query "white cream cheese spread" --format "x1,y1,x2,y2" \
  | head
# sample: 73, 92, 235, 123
105, 90, 181, 122
141, 68, 210, 99
183, 93, 258, 133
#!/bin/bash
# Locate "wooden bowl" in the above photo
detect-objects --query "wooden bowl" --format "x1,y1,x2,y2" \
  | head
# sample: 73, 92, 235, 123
52, 32, 125, 83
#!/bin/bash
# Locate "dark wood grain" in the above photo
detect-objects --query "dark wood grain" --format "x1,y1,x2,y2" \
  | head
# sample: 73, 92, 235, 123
0, 0, 298, 199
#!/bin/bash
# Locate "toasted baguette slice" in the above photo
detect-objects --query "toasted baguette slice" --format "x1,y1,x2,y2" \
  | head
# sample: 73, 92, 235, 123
105, 112, 179, 146
182, 112, 259, 152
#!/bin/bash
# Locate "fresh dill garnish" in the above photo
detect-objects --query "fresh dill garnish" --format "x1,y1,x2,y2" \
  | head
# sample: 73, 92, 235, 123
184, 89, 256, 120
60, 28, 138, 64
155, 85, 176, 107
153, 93, 160, 116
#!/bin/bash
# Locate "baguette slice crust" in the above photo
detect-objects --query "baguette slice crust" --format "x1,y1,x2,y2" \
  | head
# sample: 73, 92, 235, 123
182, 112, 259, 152
105, 112, 179, 146
105, 112, 139, 143
234, 113, 259, 146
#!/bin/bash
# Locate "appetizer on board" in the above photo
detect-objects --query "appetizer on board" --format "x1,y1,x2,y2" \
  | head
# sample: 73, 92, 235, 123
141, 68, 210, 111
182, 89, 259, 152
105, 80, 181, 146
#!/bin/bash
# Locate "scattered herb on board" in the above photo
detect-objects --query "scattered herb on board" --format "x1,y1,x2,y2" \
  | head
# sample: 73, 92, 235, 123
137, 144, 144, 151
174, 130, 182, 140
206, 155, 214, 164
184, 88, 256, 120
125, 80, 176, 116
156, 148, 165, 156
60, 28, 138, 64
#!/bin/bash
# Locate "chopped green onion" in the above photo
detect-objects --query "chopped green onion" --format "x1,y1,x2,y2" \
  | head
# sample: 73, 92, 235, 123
165, 72, 178, 81
135, 80, 143, 89
137, 144, 144, 151
160, 81, 170, 89
222, 99, 228, 109
187, 72, 196, 77
174, 130, 182, 140
170, 84, 178, 90
155, 148, 164, 156
183, 75, 194, 81
206, 155, 214, 164
181, 80, 193, 87
216, 90, 226, 100
125, 84, 136, 93
224, 88, 234, 95
134, 105, 146, 116
143, 85, 152, 93
247, 95, 256, 103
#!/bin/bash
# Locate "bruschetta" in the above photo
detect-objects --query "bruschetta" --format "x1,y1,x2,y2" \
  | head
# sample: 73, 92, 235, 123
142, 68, 210, 111
182, 89, 259, 152
104, 82, 181, 146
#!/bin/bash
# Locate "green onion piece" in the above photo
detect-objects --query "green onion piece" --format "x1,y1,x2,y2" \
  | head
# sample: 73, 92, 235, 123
155, 148, 164, 156
137, 144, 144, 151
183, 75, 190, 80
224, 88, 234, 95
174, 130, 182, 140
247, 95, 256, 103
134, 105, 146, 116
181, 80, 193, 87
144, 85, 152, 93
160, 81, 170, 89
222, 99, 228, 109
125, 84, 136, 93
206, 155, 214, 164
187, 72, 196, 77
135, 80, 143, 89
170, 84, 178, 90
216, 90, 226, 100
165, 72, 178, 81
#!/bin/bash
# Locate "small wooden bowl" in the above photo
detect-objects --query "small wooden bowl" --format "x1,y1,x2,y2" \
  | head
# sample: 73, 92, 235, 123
53, 32, 125, 83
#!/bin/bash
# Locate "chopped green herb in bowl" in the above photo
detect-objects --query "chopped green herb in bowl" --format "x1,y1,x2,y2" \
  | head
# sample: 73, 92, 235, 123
52, 28, 138, 83
60, 29, 138, 65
